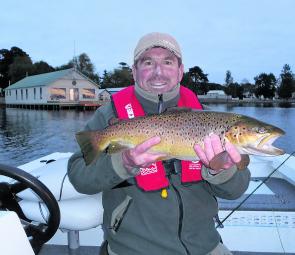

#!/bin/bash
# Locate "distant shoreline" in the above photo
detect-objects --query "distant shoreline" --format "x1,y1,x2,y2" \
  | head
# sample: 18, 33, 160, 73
199, 98, 295, 106
1, 96, 294, 108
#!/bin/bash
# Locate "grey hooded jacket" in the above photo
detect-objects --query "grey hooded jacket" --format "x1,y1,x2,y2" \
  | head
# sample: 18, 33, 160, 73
67, 84, 251, 255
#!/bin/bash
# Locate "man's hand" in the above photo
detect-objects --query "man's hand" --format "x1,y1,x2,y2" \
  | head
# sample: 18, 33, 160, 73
194, 134, 241, 173
122, 136, 167, 173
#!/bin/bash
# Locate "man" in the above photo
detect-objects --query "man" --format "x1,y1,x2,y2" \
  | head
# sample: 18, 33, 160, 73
67, 32, 250, 255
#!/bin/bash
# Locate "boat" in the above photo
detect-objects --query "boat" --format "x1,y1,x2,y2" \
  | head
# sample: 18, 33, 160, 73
0, 151, 295, 254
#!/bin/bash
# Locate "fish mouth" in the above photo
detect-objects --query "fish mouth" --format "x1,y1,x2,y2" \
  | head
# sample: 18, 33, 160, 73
244, 132, 285, 156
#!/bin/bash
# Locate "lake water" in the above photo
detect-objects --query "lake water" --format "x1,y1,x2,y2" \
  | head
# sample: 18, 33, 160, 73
0, 104, 295, 167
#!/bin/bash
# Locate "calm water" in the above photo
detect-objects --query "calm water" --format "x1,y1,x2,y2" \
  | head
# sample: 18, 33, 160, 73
0, 104, 295, 167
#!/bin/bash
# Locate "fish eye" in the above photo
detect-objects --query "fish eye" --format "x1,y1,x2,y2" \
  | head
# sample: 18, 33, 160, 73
257, 127, 267, 134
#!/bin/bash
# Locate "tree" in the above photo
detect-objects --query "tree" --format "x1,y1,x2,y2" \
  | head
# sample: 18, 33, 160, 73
119, 62, 128, 69
101, 70, 112, 88
207, 82, 224, 91
55, 63, 73, 71
181, 72, 193, 89
254, 73, 277, 99
102, 63, 134, 88
224, 70, 240, 97
8, 55, 34, 84
278, 64, 294, 99
77, 53, 94, 76
225, 82, 244, 99
183, 66, 208, 95
32, 61, 55, 75
0, 47, 31, 89
225, 70, 233, 86
240, 80, 255, 98
68, 53, 100, 84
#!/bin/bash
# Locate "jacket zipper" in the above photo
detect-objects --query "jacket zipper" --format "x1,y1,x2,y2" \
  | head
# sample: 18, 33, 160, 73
158, 94, 163, 113
169, 176, 191, 255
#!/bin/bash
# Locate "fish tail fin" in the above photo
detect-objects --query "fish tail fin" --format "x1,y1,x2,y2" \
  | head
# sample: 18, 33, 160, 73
75, 131, 107, 165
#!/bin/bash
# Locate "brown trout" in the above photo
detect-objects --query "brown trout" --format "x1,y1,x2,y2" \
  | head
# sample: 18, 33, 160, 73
76, 109, 285, 166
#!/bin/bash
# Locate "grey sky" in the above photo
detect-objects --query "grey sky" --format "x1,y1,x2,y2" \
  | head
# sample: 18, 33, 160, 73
1, 0, 294, 84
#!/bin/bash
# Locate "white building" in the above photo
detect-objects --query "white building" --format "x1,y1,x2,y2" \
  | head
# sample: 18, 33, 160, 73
98, 87, 126, 104
5, 68, 99, 106
206, 90, 227, 98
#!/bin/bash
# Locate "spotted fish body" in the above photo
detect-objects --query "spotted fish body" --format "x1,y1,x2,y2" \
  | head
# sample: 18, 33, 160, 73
76, 110, 285, 165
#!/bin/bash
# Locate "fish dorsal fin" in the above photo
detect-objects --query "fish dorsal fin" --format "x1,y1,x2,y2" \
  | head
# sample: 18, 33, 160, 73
108, 117, 120, 126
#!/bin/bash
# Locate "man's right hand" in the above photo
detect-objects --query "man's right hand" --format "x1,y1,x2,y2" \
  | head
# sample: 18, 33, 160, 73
121, 136, 167, 174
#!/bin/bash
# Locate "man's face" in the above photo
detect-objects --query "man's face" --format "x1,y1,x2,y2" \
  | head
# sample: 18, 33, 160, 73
132, 47, 184, 93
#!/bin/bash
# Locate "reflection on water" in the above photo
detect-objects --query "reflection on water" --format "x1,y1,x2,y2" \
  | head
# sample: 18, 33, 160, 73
0, 105, 295, 166
0, 108, 93, 166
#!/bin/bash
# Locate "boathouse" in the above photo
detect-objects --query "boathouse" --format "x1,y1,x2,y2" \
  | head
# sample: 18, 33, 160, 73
4, 68, 100, 109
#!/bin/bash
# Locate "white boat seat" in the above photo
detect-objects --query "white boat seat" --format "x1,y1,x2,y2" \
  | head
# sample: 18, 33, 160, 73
19, 194, 103, 231
18, 157, 88, 201
15, 156, 104, 231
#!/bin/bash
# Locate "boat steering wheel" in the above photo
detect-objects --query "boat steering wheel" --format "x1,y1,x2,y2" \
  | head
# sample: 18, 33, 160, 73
0, 163, 60, 254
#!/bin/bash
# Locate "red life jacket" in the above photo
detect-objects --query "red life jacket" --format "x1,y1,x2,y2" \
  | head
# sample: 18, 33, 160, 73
112, 85, 203, 191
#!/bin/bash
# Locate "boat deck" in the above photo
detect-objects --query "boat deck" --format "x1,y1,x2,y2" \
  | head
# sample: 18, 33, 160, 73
216, 176, 295, 254
34, 176, 295, 254
218, 177, 295, 211
12, 153, 295, 254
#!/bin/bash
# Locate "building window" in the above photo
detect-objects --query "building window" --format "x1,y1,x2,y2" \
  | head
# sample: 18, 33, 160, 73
21, 89, 23, 100
9, 90, 11, 96
16, 90, 18, 100
49, 88, 66, 100
34, 88, 36, 99
40, 87, 42, 99
82, 88, 95, 99
26, 89, 28, 100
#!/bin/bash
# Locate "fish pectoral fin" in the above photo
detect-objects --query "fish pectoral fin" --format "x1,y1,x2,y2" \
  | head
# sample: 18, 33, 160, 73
209, 151, 250, 171
106, 142, 131, 154
209, 151, 229, 170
